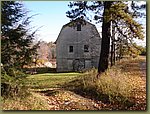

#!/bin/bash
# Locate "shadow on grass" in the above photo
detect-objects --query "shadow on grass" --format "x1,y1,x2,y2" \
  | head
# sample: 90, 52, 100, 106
63, 77, 106, 102
40, 90, 59, 96
23, 67, 56, 74
23, 67, 83, 74
62, 76, 135, 110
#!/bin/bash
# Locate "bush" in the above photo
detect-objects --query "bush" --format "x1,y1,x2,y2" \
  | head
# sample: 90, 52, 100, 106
139, 48, 146, 56
1, 67, 29, 98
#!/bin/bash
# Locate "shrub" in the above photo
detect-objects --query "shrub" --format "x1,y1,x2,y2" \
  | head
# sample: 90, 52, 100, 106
1, 67, 29, 98
139, 47, 146, 56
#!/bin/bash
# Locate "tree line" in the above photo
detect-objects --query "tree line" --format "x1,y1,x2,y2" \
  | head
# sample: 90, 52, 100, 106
32, 41, 56, 68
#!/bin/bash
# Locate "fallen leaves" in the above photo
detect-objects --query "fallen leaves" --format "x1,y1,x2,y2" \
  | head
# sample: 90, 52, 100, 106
39, 90, 99, 110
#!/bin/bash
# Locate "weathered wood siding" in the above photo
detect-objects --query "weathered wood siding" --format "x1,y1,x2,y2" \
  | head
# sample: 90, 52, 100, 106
56, 21, 101, 72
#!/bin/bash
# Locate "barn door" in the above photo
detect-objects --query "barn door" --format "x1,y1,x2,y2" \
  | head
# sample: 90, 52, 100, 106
73, 59, 85, 71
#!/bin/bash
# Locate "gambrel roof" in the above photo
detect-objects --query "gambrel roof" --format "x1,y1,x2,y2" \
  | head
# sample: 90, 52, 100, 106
54, 18, 97, 44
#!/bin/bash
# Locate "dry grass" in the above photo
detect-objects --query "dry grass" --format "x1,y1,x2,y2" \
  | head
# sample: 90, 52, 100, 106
2, 92, 49, 110
96, 66, 143, 103
65, 56, 146, 109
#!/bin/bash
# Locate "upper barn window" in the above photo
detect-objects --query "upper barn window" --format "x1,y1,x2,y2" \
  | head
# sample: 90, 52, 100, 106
69, 46, 73, 53
84, 45, 89, 52
77, 23, 81, 31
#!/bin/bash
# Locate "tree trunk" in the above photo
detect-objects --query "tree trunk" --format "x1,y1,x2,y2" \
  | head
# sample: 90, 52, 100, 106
98, 1, 113, 73
110, 40, 114, 66
113, 43, 116, 65
111, 23, 116, 66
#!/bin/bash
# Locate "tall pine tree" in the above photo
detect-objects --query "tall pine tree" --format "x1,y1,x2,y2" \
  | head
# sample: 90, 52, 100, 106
1, 1, 39, 97
1, 1, 39, 70
66, 1, 145, 74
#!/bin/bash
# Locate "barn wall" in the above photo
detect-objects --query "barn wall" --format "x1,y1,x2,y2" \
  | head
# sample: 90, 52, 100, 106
56, 22, 101, 72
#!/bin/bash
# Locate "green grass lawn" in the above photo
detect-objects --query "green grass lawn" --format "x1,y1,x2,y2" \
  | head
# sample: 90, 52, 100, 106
27, 72, 83, 89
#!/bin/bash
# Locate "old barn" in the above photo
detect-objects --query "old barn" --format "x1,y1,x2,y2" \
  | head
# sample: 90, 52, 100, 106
55, 18, 101, 72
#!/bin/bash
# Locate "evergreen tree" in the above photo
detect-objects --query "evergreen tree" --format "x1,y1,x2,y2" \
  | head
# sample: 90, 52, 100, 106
1, 1, 39, 97
66, 1, 145, 74
1, 1, 39, 70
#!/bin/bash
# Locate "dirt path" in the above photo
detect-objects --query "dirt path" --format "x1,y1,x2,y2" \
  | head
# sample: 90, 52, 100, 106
38, 89, 102, 110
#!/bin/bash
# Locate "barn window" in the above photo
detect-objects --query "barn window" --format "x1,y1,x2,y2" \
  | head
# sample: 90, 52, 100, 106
69, 46, 73, 52
84, 45, 89, 52
77, 23, 81, 31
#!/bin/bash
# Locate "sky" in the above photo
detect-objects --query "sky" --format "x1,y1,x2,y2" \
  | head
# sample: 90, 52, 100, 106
23, 1, 146, 46
23, 1, 71, 42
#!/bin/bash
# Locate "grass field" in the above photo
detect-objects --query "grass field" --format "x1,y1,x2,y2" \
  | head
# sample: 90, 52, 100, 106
27, 72, 83, 89
2, 56, 146, 110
